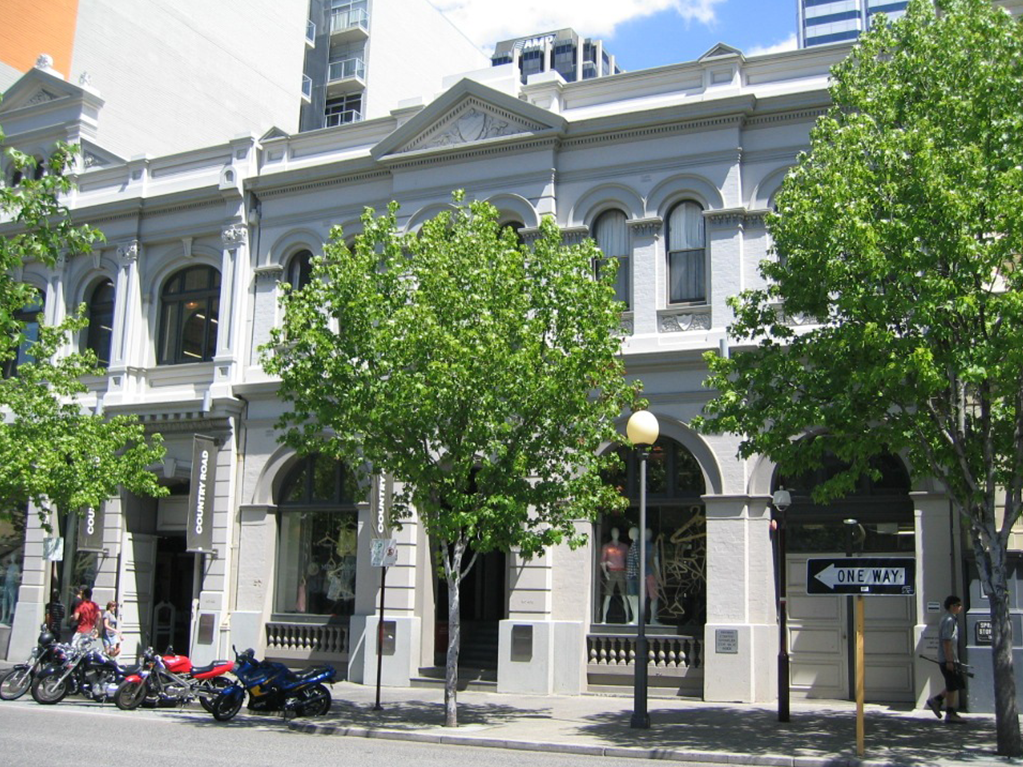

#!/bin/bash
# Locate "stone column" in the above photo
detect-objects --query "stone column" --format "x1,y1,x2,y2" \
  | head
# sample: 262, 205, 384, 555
105, 239, 142, 406
702, 494, 777, 702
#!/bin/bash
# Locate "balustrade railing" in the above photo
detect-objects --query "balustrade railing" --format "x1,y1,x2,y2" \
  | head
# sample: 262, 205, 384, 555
587, 633, 702, 678
265, 620, 349, 662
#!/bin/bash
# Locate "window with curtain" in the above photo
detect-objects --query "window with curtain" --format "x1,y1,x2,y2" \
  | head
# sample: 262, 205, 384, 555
593, 209, 630, 308
3, 290, 45, 378
157, 266, 220, 365
667, 201, 706, 304
85, 279, 115, 367
274, 454, 360, 617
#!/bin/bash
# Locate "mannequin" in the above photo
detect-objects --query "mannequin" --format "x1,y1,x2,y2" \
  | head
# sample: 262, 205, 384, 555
625, 526, 641, 624
599, 527, 630, 622
1, 556, 20, 625
645, 528, 663, 625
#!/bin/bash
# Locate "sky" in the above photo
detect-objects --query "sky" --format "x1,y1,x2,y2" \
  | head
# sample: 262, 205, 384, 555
433, 0, 800, 72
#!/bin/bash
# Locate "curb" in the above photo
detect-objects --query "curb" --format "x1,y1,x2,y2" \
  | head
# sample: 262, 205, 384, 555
288, 720, 912, 767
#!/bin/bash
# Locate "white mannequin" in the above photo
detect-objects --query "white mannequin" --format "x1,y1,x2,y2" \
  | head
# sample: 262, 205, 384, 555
600, 527, 630, 622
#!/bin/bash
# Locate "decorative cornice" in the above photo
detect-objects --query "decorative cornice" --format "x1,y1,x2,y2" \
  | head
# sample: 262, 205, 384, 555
562, 114, 744, 152
254, 264, 285, 285
382, 136, 560, 172
628, 217, 662, 238
257, 169, 391, 199
560, 225, 589, 245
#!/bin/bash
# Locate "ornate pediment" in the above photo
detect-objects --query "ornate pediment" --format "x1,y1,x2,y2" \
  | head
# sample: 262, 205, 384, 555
400, 97, 546, 153
372, 78, 565, 162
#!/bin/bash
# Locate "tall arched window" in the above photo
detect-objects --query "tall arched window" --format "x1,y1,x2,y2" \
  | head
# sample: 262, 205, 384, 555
85, 279, 115, 367
158, 266, 220, 364
3, 290, 45, 378
666, 201, 706, 304
274, 454, 360, 616
597, 438, 707, 628
593, 209, 630, 307
286, 250, 313, 290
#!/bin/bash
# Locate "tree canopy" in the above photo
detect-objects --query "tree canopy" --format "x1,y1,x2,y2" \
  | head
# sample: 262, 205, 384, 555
263, 194, 638, 724
695, 0, 1023, 754
0, 134, 166, 525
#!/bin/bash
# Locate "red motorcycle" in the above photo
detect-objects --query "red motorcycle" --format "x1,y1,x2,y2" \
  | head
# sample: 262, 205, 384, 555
113, 647, 233, 712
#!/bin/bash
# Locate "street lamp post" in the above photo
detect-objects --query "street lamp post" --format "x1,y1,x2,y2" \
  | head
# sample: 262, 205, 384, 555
627, 410, 659, 730
772, 487, 792, 723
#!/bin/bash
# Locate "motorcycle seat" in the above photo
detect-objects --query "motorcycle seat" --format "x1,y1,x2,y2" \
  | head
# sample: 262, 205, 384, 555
189, 660, 229, 675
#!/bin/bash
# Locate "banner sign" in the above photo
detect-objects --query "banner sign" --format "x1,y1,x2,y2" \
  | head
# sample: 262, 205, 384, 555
77, 506, 105, 552
186, 435, 217, 553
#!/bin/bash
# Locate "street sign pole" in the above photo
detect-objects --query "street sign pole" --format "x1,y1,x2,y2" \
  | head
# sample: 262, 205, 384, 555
855, 595, 865, 757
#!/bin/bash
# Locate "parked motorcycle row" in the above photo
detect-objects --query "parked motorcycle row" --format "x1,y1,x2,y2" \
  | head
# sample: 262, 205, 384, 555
0, 629, 337, 724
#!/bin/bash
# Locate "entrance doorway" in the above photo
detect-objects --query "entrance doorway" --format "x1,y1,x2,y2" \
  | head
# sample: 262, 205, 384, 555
435, 550, 506, 669
152, 535, 195, 655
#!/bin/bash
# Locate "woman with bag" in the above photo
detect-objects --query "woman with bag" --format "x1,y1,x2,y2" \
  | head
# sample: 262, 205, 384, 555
102, 601, 122, 657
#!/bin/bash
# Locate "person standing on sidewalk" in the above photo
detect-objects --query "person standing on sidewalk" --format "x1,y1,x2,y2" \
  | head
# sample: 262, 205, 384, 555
927, 595, 965, 723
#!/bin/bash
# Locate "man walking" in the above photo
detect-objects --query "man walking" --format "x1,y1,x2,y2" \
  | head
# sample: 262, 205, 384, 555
927, 595, 965, 723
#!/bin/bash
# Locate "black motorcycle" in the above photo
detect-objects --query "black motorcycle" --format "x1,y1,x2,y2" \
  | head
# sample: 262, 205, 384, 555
0, 629, 64, 701
210, 647, 335, 722
31, 640, 126, 704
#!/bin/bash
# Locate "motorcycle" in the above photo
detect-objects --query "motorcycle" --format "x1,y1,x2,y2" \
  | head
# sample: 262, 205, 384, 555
209, 646, 335, 722
113, 647, 234, 712
31, 639, 127, 704
0, 629, 65, 701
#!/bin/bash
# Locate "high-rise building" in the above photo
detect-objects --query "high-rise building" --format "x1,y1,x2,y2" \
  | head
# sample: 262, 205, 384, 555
797, 0, 909, 48
490, 29, 622, 84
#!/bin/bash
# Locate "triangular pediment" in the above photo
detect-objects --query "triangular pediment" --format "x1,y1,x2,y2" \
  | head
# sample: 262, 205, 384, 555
0, 67, 96, 115
699, 43, 745, 63
372, 78, 565, 161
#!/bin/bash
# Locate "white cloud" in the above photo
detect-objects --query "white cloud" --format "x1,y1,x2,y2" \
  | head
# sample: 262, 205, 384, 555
745, 33, 798, 57
431, 0, 727, 53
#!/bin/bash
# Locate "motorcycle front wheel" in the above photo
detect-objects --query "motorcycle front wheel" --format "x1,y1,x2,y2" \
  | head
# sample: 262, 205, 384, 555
198, 677, 231, 714
211, 687, 245, 722
114, 679, 149, 711
0, 666, 32, 701
296, 683, 331, 717
31, 674, 68, 705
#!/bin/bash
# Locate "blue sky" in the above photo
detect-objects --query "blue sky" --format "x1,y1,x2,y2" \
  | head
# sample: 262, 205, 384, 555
434, 0, 799, 72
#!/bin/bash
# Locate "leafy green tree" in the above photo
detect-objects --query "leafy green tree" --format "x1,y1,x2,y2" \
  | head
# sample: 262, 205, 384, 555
263, 195, 637, 726
0, 133, 166, 529
696, 0, 1023, 754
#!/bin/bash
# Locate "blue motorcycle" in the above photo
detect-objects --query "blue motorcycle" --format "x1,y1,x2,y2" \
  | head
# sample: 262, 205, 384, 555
210, 646, 335, 721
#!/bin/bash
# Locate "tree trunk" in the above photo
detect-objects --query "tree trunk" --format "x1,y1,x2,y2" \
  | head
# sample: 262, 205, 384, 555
444, 537, 465, 728
984, 544, 1023, 756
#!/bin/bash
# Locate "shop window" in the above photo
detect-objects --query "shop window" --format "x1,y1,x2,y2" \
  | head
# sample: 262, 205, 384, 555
274, 454, 360, 617
3, 290, 45, 378
593, 209, 630, 308
666, 200, 706, 304
85, 279, 115, 367
596, 438, 707, 630
0, 507, 26, 626
157, 266, 220, 365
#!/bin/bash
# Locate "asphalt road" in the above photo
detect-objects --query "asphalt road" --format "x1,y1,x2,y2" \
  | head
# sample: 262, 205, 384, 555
0, 696, 715, 767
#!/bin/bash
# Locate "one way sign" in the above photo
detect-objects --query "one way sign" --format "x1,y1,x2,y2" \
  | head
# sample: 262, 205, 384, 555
806, 557, 915, 596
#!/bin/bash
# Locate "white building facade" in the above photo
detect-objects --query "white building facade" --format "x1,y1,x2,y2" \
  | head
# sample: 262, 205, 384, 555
0, 39, 967, 709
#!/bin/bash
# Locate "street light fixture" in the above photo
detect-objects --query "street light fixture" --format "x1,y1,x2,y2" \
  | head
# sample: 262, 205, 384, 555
627, 410, 659, 730
772, 487, 792, 723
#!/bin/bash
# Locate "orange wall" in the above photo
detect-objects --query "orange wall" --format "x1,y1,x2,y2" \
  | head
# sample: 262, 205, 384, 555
0, 0, 79, 80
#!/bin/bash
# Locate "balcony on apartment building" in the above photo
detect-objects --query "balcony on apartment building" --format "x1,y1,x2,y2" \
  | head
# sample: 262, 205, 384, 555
326, 57, 366, 95
329, 6, 369, 42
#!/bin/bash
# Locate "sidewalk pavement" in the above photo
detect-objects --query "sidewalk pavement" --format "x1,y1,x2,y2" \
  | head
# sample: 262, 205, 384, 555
296, 682, 1018, 767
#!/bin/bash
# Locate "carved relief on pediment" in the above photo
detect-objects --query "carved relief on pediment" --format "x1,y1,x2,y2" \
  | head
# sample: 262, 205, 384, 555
403, 98, 544, 153
26, 89, 60, 106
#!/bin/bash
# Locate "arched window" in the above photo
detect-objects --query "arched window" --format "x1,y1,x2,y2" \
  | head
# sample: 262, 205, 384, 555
85, 279, 115, 367
274, 454, 360, 616
593, 209, 630, 308
666, 201, 706, 304
286, 250, 313, 290
158, 266, 220, 365
597, 437, 707, 628
3, 290, 45, 378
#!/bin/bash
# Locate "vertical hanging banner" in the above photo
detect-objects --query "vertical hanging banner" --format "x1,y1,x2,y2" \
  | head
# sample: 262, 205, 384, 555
77, 506, 105, 552
186, 435, 217, 554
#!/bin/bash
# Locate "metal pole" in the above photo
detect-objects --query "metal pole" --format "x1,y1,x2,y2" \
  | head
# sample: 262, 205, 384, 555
778, 506, 790, 723
631, 446, 650, 729
374, 564, 386, 711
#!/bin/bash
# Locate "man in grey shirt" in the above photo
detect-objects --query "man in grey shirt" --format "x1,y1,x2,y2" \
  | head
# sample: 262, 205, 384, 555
926, 595, 965, 723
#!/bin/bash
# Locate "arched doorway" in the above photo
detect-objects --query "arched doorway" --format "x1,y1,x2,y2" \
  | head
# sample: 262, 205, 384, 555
774, 451, 915, 702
